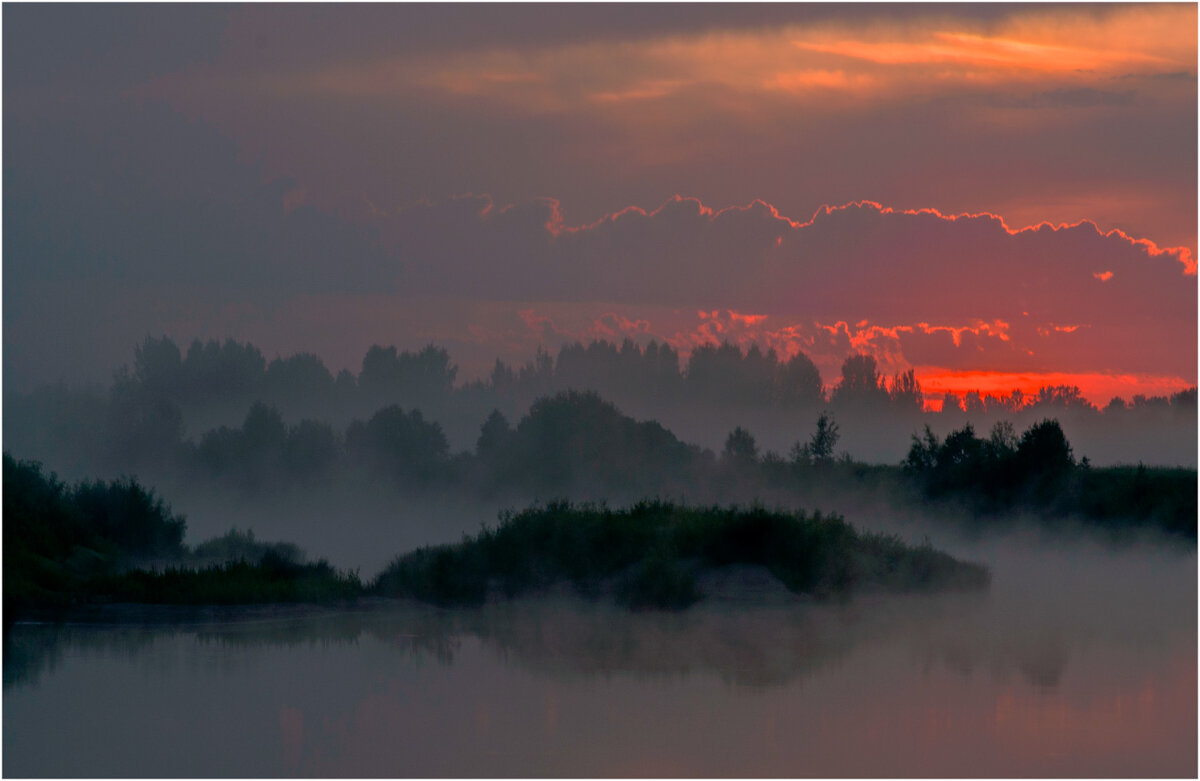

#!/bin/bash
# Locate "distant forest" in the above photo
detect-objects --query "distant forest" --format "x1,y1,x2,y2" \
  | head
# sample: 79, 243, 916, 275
5, 336, 1196, 483
5, 336, 1196, 619
3, 335, 1195, 542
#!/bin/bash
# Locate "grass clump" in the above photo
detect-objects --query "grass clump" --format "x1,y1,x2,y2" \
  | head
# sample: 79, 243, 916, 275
90, 553, 363, 605
372, 501, 989, 610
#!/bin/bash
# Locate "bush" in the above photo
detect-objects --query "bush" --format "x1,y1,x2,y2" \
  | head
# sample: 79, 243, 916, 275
4, 454, 190, 614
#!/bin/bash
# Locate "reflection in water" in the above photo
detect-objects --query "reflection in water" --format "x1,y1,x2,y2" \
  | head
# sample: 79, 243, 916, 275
4, 538, 1196, 777
0, 592, 1038, 692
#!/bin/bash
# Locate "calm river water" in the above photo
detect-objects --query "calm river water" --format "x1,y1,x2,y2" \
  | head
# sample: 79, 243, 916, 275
4, 534, 1195, 777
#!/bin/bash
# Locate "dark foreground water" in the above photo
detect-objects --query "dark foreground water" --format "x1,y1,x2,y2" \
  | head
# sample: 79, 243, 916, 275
4, 535, 1195, 777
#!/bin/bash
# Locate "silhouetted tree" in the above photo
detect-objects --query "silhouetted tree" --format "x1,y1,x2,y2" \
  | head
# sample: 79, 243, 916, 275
988, 420, 1018, 456
73, 476, 187, 557
1103, 396, 1128, 415
794, 411, 840, 465
831, 353, 888, 407
903, 426, 940, 473
489, 359, 517, 396
194, 402, 287, 486
195, 403, 335, 487
476, 409, 512, 458
1132, 394, 1170, 410
4, 454, 192, 614
643, 339, 683, 400
359, 344, 457, 407
345, 405, 449, 482
962, 390, 987, 415
904, 417, 1079, 509
888, 369, 923, 413
132, 336, 184, 398
940, 394, 965, 415
687, 342, 759, 404
1170, 387, 1197, 411
516, 347, 555, 400
1029, 385, 1094, 413
993, 389, 1026, 414
776, 351, 824, 406
722, 426, 759, 466
181, 338, 267, 402
506, 391, 696, 493
1015, 418, 1074, 492
262, 352, 336, 406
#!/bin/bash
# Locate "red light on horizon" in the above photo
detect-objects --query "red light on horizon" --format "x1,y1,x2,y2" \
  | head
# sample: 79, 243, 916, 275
915, 369, 1195, 408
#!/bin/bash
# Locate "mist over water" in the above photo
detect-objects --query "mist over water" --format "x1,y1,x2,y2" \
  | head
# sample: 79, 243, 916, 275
159, 480, 503, 577
4, 4, 1196, 776
5, 518, 1194, 777
4, 335, 1194, 776
6, 364, 1193, 775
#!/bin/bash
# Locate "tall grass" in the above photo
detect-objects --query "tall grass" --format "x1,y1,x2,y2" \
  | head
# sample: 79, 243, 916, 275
91, 553, 363, 605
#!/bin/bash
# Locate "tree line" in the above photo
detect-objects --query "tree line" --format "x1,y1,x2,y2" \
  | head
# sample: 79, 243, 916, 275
8, 335, 1194, 482
13, 382, 1195, 538
111, 335, 927, 413
104, 334, 1194, 414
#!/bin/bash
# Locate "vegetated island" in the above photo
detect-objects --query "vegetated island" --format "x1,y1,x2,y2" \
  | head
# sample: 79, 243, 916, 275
4, 455, 987, 619
374, 501, 990, 609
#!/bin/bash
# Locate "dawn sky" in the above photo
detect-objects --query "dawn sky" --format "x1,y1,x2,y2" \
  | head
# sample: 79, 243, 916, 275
4, 3, 1196, 403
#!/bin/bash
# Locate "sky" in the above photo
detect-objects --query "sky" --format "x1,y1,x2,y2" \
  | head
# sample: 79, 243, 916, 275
4, 3, 1197, 403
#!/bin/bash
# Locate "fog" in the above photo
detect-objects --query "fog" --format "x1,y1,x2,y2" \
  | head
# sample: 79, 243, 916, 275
7, 387, 1194, 774
4, 336, 1194, 776
5, 519, 1194, 776
159, 480, 506, 578
5, 4, 1194, 775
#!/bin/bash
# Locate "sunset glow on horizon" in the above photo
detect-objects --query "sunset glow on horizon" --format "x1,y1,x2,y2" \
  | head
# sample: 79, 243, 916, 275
914, 370, 1195, 411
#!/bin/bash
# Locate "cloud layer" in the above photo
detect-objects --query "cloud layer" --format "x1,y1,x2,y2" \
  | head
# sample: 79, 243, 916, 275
352, 194, 1195, 381
3, 4, 1194, 400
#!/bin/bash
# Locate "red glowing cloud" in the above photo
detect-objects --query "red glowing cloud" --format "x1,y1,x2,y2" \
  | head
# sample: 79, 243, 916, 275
357, 193, 1194, 392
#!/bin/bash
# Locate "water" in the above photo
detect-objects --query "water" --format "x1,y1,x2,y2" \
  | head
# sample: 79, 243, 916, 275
4, 535, 1195, 777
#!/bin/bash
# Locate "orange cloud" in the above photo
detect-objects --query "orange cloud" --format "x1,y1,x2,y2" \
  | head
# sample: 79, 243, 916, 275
588, 80, 683, 104
795, 31, 1163, 74
765, 69, 875, 92
139, 5, 1195, 247
254, 5, 1193, 113
728, 311, 768, 328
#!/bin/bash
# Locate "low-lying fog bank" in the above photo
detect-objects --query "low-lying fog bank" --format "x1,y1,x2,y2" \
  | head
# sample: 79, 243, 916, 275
6, 525, 1194, 775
